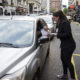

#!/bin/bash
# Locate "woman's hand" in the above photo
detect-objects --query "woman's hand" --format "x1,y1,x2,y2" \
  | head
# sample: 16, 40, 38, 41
53, 33, 57, 37
48, 33, 57, 37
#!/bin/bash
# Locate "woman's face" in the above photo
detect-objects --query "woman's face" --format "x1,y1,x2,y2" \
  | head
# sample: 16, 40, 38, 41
53, 16, 59, 23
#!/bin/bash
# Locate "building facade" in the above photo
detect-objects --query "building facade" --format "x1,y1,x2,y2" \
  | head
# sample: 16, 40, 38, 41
50, 0, 62, 11
68, 0, 74, 7
71, 0, 80, 11
27, 0, 42, 14
0, 0, 27, 15
0, 0, 48, 15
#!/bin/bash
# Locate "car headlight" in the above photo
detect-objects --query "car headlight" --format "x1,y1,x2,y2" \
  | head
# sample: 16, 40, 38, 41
1, 67, 26, 80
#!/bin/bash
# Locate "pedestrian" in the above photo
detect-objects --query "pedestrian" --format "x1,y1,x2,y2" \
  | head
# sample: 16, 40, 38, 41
52, 10, 76, 80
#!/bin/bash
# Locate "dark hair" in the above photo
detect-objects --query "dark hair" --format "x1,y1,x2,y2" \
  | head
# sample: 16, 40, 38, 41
53, 10, 68, 22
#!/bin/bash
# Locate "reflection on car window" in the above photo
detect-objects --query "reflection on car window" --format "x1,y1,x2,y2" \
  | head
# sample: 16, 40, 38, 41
42, 17, 53, 24
0, 20, 34, 47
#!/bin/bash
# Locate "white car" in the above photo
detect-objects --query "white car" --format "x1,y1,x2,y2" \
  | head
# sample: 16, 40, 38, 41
0, 16, 50, 80
0, 6, 5, 15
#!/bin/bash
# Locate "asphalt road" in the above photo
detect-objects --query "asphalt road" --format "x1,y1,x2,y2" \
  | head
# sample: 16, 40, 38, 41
39, 22, 80, 80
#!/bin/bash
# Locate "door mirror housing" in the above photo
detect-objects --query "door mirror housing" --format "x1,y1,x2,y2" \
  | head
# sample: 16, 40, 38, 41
38, 37, 49, 44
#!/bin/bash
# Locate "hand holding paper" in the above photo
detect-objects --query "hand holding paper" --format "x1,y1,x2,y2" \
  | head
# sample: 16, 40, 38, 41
48, 32, 57, 36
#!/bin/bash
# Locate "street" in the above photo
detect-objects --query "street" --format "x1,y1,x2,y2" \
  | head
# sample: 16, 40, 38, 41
39, 22, 80, 80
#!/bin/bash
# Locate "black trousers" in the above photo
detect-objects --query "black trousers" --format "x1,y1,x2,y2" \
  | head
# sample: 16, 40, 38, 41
61, 46, 75, 79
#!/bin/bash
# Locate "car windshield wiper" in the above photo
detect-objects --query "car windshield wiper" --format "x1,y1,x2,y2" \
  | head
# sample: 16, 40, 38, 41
0, 43, 19, 48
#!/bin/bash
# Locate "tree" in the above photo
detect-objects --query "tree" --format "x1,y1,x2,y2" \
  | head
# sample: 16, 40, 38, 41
51, 8, 56, 13
63, 8, 68, 15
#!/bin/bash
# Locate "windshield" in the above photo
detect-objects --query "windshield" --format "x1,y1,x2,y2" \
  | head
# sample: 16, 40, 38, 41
42, 17, 53, 24
0, 20, 34, 47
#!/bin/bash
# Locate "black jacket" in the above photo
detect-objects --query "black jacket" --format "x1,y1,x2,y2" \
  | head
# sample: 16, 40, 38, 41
57, 20, 76, 49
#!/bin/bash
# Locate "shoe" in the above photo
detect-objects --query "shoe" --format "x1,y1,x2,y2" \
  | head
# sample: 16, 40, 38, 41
57, 74, 68, 79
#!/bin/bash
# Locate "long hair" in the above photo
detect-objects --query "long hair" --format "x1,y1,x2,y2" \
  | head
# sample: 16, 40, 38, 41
53, 10, 68, 23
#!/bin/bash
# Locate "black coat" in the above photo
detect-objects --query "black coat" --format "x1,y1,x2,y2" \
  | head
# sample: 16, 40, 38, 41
57, 20, 76, 49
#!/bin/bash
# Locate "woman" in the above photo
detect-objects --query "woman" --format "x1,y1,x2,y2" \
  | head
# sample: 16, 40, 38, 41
37, 19, 50, 38
53, 10, 76, 80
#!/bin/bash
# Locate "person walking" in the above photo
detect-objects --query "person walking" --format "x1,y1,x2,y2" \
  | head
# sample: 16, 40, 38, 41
52, 10, 76, 80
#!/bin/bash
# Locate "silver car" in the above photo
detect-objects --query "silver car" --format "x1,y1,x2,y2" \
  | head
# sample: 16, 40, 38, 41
0, 16, 50, 80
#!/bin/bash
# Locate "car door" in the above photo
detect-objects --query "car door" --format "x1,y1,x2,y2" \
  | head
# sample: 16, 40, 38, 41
36, 19, 49, 68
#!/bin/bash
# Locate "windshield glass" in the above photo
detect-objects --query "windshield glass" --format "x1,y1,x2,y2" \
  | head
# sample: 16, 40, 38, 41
0, 20, 34, 47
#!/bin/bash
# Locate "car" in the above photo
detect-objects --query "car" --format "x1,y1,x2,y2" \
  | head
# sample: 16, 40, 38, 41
0, 16, 50, 80
26, 13, 39, 17
38, 15, 55, 33
0, 6, 5, 15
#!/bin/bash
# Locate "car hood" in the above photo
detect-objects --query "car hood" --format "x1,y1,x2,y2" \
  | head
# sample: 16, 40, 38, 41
0, 47, 31, 78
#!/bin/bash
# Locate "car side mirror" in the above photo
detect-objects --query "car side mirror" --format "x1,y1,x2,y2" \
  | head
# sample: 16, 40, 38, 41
38, 37, 49, 44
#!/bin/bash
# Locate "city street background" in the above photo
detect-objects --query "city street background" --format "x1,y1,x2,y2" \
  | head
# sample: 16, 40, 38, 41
39, 22, 80, 80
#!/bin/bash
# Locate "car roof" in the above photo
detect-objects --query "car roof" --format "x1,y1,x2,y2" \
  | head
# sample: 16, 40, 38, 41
0, 16, 40, 21
12, 16, 36, 21
38, 15, 53, 18
0, 16, 12, 20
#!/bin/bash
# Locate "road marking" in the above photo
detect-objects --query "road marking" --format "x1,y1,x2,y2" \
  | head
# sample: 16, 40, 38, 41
73, 22, 80, 26
73, 54, 80, 57
71, 56, 78, 80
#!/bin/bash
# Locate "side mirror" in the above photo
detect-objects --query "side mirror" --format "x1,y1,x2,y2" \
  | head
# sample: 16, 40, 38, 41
38, 37, 49, 44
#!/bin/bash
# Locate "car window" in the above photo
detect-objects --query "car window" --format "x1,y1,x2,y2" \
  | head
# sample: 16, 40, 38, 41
36, 19, 48, 39
41, 17, 53, 24
0, 20, 34, 47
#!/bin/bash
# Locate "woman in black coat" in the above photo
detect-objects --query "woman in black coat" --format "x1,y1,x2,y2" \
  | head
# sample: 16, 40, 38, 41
53, 10, 76, 80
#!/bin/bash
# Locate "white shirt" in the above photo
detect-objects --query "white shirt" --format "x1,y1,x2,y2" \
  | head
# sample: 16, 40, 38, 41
40, 29, 48, 39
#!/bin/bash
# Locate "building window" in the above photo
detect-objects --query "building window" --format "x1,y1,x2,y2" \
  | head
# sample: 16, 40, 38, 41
17, 0, 21, 2
23, 0, 26, 2
11, 0, 14, 6
2, 0, 8, 5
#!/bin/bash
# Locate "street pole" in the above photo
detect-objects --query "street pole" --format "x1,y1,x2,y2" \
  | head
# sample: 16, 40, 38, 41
47, 0, 50, 14
26, 0, 29, 14
60, 0, 62, 10
37, 6, 38, 15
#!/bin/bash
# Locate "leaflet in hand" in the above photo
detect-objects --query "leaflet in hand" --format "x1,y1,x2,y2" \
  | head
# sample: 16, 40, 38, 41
48, 32, 57, 36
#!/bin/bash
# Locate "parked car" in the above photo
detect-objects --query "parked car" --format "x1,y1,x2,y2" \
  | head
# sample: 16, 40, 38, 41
0, 16, 50, 80
76, 14, 80, 23
0, 6, 4, 15
72, 13, 80, 23
72, 14, 77, 21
